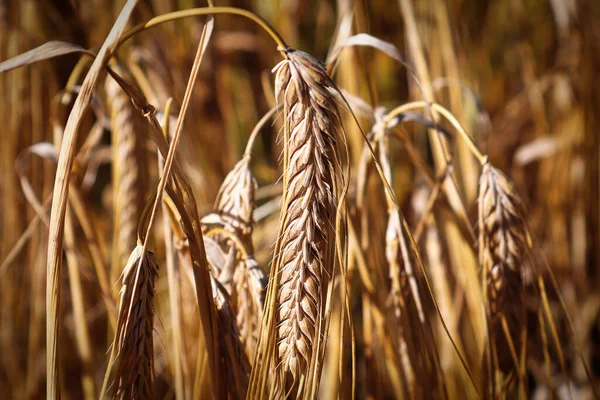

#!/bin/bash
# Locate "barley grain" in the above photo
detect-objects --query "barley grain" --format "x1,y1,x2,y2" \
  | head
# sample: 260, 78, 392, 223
271, 48, 341, 390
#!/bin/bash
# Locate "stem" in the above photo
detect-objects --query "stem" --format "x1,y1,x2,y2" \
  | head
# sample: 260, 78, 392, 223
243, 104, 282, 158
119, 7, 288, 50
135, 17, 225, 398
204, 228, 249, 259
66, 58, 91, 90
159, 98, 186, 400
384, 101, 487, 165
65, 7, 289, 88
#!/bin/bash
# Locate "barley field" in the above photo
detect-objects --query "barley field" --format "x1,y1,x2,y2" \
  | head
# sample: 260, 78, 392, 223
0, 0, 598, 399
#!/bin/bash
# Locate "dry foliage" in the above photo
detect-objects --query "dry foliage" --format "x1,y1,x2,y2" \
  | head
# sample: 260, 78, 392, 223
0, 1, 598, 400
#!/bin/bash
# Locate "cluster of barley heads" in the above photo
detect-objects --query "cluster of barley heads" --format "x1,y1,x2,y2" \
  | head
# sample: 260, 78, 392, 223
0, 1, 596, 399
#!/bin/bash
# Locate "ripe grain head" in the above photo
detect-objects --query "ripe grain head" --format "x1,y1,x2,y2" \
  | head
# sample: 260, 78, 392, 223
234, 255, 267, 357
211, 157, 257, 239
253, 47, 343, 397
105, 70, 147, 284
478, 163, 528, 378
202, 155, 266, 360
109, 244, 159, 400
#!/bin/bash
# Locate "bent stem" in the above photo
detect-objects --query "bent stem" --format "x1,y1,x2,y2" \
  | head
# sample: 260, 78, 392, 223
204, 228, 249, 260
65, 7, 288, 92
384, 101, 487, 165
119, 7, 288, 50
337, 90, 481, 397
243, 104, 283, 158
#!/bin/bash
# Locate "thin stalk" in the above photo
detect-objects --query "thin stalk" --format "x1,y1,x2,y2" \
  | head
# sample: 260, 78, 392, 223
204, 228, 249, 259
243, 104, 282, 158
64, 208, 95, 400
413, 173, 445, 243
119, 7, 288, 50
337, 88, 481, 397
384, 101, 486, 165
134, 17, 223, 398
0, 195, 51, 276
160, 99, 186, 400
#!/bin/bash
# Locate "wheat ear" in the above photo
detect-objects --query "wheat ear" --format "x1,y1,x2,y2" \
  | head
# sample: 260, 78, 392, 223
211, 157, 256, 237
105, 70, 146, 287
251, 48, 342, 397
479, 163, 528, 390
103, 244, 159, 400
202, 157, 267, 357
234, 255, 267, 357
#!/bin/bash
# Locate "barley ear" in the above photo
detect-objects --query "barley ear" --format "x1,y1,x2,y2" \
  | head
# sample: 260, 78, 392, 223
202, 156, 267, 359
105, 68, 147, 292
101, 244, 159, 400
249, 48, 343, 399
211, 157, 257, 238
478, 163, 528, 395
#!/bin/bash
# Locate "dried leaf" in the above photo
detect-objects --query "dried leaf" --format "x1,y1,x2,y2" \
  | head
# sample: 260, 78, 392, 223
44, 2, 140, 397
0, 41, 94, 73
327, 33, 406, 67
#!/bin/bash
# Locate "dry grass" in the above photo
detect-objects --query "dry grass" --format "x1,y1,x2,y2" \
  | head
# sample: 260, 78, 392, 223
0, 1, 598, 399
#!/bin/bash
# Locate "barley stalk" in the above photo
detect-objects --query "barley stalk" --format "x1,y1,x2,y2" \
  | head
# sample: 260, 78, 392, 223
378, 124, 446, 397
41, 5, 140, 396
384, 212, 416, 388
253, 48, 342, 396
